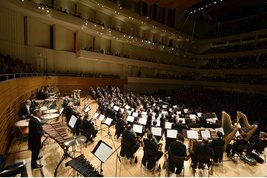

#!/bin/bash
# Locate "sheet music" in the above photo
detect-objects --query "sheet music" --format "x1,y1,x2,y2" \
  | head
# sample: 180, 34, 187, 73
99, 114, 105, 122
104, 117, 113, 126
141, 115, 148, 119
189, 114, 196, 120
113, 105, 119, 111
138, 117, 147, 125
173, 105, 177, 109
201, 130, 211, 138
59, 108, 64, 115
164, 122, 173, 129
197, 112, 202, 117
141, 111, 147, 116
84, 107, 90, 113
68, 115, 78, 129
183, 109, 188, 113
178, 118, 186, 124
133, 124, 143, 134
127, 110, 132, 115
162, 104, 168, 109
93, 141, 113, 163
187, 130, 199, 139
151, 119, 160, 127
166, 129, 177, 138
93, 112, 99, 119
151, 127, 162, 136
125, 105, 131, 110
177, 111, 182, 115
215, 127, 224, 135
161, 111, 168, 115
127, 115, 135, 122
132, 112, 138, 117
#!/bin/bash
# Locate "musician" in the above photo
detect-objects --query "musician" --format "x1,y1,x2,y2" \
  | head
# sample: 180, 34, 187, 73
141, 131, 163, 170
82, 114, 98, 143
226, 134, 249, 158
246, 131, 267, 163
120, 124, 140, 162
209, 131, 225, 163
18, 100, 32, 120
168, 133, 187, 175
28, 109, 43, 169
190, 137, 214, 169
114, 114, 126, 139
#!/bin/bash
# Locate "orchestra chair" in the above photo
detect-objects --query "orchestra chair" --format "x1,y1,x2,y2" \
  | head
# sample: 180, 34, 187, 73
166, 152, 186, 177
221, 111, 239, 150
236, 111, 258, 141
0, 155, 27, 177
212, 145, 225, 165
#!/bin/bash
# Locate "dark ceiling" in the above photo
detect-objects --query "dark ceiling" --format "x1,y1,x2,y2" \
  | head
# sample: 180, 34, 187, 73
141, 0, 267, 23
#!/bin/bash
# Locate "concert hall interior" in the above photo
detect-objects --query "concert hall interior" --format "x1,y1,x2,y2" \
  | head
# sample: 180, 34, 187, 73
0, 0, 267, 177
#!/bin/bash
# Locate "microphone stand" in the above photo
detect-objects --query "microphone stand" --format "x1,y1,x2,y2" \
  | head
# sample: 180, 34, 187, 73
110, 135, 121, 177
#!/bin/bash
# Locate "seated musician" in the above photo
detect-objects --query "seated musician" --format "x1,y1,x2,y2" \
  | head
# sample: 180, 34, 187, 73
120, 124, 140, 163
82, 114, 98, 143
174, 120, 188, 134
246, 131, 267, 163
142, 131, 163, 170
168, 133, 188, 174
209, 131, 225, 163
18, 100, 32, 120
226, 133, 249, 158
190, 137, 214, 169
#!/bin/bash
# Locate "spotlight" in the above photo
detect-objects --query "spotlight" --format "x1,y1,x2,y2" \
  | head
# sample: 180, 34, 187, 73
214, 1, 217, 4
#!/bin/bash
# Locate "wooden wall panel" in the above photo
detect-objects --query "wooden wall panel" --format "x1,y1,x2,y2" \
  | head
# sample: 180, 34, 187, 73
0, 76, 126, 154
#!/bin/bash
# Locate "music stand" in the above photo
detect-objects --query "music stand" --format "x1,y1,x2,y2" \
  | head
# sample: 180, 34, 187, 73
68, 115, 78, 135
92, 140, 113, 175
104, 117, 113, 138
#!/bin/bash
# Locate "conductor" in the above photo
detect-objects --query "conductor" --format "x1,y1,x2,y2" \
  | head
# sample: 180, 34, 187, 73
28, 109, 43, 169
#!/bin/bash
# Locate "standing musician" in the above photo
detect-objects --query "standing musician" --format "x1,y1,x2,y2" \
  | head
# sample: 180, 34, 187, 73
81, 114, 98, 143
168, 133, 188, 175
142, 131, 163, 170
28, 109, 43, 169
120, 124, 140, 163
114, 113, 126, 139
209, 131, 225, 164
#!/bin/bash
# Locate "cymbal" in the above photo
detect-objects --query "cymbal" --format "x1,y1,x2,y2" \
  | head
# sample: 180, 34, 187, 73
64, 135, 87, 147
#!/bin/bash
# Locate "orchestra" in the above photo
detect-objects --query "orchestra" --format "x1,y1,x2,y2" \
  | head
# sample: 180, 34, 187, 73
14, 85, 266, 177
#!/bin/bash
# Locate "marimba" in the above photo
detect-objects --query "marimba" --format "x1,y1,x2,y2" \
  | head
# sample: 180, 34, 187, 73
65, 154, 103, 177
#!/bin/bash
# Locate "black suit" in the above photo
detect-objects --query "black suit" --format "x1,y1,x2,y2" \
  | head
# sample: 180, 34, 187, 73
28, 116, 43, 167
209, 137, 225, 163
142, 138, 163, 169
120, 130, 139, 159
168, 140, 187, 174
18, 104, 30, 119
82, 119, 98, 142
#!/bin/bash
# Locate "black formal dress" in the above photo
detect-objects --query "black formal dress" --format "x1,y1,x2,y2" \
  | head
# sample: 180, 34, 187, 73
28, 116, 43, 168
168, 140, 187, 174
